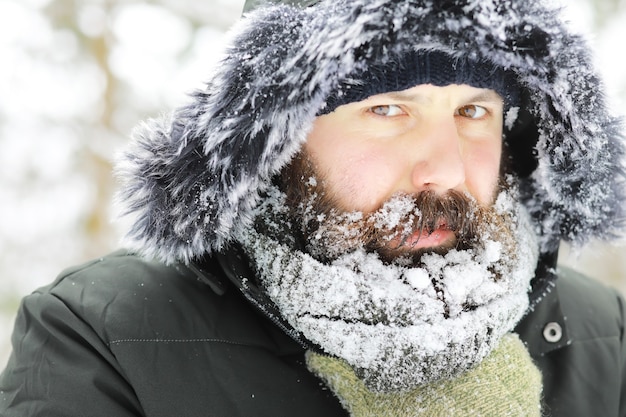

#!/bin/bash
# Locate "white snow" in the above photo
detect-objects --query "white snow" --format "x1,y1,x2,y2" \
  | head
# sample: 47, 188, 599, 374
505, 106, 519, 130
240, 184, 539, 391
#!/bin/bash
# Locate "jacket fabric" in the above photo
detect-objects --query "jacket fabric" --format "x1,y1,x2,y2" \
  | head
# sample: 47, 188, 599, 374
1, 249, 625, 416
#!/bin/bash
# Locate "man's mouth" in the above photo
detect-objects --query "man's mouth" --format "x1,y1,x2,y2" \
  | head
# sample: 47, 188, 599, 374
396, 221, 457, 250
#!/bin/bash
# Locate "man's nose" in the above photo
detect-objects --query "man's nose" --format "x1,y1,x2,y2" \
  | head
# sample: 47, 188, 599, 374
409, 118, 466, 194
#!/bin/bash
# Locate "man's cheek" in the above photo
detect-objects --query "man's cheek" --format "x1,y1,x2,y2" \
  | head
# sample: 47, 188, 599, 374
332, 155, 396, 212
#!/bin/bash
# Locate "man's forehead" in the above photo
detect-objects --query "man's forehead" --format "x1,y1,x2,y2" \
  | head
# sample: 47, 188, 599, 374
361, 84, 504, 105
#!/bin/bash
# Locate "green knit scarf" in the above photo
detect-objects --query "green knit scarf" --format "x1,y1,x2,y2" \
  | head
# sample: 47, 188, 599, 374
306, 333, 542, 417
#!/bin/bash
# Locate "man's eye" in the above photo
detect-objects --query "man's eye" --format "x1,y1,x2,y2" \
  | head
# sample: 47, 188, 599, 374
456, 105, 488, 119
368, 104, 405, 117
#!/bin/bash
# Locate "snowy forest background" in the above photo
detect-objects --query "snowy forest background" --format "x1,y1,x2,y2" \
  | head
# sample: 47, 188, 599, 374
1, 0, 626, 365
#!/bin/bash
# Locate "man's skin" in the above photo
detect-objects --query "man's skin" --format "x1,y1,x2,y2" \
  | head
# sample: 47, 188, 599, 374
304, 83, 505, 254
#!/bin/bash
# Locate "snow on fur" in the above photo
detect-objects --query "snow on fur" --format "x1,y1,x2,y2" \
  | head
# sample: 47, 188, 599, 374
115, 0, 625, 264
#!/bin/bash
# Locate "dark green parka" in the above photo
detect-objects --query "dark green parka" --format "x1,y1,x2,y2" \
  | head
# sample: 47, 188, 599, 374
3, 0, 626, 415
1, 250, 626, 416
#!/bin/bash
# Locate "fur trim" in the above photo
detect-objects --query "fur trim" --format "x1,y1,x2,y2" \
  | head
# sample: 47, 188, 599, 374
115, 0, 626, 264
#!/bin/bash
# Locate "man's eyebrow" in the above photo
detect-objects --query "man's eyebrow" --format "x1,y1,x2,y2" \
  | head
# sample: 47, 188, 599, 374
466, 90, 504, 104
384, 90, 431, 103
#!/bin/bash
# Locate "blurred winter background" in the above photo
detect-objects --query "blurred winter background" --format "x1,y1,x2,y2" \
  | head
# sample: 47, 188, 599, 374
1, 0, 625, 366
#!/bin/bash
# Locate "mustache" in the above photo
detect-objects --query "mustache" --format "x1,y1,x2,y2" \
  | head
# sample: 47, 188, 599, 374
297, 189, 483, 263
364, 190, 478, 246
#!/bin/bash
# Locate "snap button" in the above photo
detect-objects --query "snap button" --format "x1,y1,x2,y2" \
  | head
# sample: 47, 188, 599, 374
543, 322, 562, 343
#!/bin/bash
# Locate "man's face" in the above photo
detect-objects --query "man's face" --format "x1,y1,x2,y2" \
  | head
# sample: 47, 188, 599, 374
300, 83, 504, 257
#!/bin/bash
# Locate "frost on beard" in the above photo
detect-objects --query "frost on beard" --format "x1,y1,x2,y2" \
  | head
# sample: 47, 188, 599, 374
239, 185, 539, 392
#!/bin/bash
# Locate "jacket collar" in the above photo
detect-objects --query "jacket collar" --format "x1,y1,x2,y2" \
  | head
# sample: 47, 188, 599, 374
186, 249, 310, 356
514, 250, 571, 356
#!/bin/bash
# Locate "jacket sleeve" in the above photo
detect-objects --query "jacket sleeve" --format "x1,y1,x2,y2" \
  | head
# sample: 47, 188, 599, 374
0, 289, 144, 417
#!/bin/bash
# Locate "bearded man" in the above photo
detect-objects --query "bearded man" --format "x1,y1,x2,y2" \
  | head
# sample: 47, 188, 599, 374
2, 0, 626, 416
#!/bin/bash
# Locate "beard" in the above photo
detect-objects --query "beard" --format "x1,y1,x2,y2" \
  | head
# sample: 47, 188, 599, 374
239, 150, 538, 392
275, 152, 517, 270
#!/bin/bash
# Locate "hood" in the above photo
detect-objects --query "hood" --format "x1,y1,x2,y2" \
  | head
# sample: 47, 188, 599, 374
115, 0, 626, 264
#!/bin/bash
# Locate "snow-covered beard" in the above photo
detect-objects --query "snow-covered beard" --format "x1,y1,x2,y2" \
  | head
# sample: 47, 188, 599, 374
276, 155, 518, 269
237, 160, 538, 393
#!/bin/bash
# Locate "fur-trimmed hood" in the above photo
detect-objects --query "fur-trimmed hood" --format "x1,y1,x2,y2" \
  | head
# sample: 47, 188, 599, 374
115, 0, 626, 264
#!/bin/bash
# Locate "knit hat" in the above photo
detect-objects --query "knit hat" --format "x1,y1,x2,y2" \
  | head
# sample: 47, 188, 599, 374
321, 49, 521, 116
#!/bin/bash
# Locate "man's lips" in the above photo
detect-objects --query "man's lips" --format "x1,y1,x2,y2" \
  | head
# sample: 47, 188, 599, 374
403, 227, 456, 249
393, 220, 456, 250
